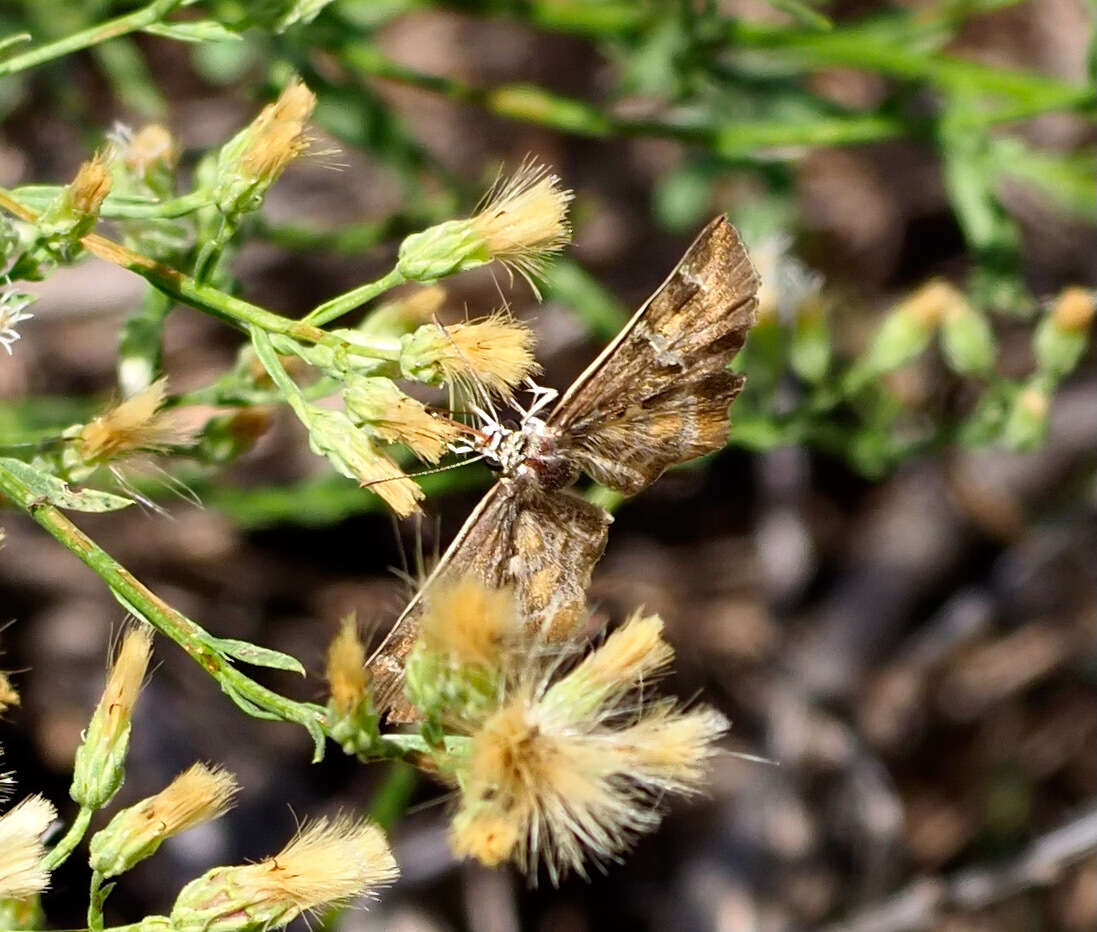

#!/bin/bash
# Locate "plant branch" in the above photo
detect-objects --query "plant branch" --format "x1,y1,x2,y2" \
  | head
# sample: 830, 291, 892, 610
42, 805, 94, 871
304, 267, 407, 327
0, 0, 184, 77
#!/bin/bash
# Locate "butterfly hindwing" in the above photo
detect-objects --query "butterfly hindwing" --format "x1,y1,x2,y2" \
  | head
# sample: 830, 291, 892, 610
370, 478, 611, 720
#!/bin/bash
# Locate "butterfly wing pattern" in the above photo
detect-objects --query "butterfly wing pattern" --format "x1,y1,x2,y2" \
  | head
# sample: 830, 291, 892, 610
368, 216, 759, 720
546, 216, 759, 494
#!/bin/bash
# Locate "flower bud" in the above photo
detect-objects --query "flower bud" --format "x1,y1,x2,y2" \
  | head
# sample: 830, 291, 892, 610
1034, 287, 1094, 380
88, 763, 238, 878
1002, 376, 1052, 451
325, 616, 380, 756
397, 162, 571, 291
169, 816, 397, 932
344, 377, 462, 464
940, 297, 996, 378
71, 626, 152, 810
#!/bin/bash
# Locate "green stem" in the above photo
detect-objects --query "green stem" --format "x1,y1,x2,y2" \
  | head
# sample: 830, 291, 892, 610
0, 460, 330, 760
10, 188, 212, 219
368, 761, 419, 831
0, 188, 406, 366
0, 0, 183, 77
88, 870, 108, 932
42, 805, 94, 871
304, 267, 407, 327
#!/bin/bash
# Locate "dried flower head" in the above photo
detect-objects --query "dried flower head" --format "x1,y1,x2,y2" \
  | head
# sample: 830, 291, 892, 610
327, 614, 370, 716
344, 377, 463, 464
396, 161, 572, 292
471, 161, 573, 287
71, 625, 153, 810
400, 314, 539, 400
75, 379, 198, 466
1052, 285, 1095, 332
445, 610, 728, 883
169, 815, 398, 931
0, 671, 19, 716
69, 151, 113, 216
0, 795, 56, 899
214, 79, 316, 216
124, 124, 179, 176
419, 576, 519, 670
0, 290, 35, 356
89, 763, 239, 878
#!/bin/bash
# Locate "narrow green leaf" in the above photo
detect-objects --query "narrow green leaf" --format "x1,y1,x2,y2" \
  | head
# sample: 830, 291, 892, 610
212, 638, 307, 676
142, 20, 242, 43
0, 458, 133, 512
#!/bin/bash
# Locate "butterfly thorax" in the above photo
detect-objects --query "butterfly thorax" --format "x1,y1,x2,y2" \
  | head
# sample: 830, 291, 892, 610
482, 416, 580, 492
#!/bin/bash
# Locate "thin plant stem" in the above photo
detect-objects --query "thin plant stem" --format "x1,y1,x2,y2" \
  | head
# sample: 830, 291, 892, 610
368, 761, 419, 831
42, 805, 94, 871
0, 459, 330, 759
304, 267, 407, 327
0, 188, 401, 364
0, 0, 184, 77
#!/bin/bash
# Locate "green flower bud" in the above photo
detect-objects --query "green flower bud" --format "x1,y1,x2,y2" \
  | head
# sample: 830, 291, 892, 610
71, 627, 152, 810
1002, 377, 1052, 451
941, 301, 996, 377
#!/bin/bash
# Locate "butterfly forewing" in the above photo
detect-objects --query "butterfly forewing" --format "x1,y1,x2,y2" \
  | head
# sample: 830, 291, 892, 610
546, 216, 759, 494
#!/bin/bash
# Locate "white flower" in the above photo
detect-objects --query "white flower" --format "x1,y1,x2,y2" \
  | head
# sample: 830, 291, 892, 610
0, 291, 36, 356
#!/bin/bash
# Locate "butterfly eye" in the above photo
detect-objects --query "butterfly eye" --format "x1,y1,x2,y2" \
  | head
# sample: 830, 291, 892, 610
485, 457, 504, 473
502, 417, 521, 432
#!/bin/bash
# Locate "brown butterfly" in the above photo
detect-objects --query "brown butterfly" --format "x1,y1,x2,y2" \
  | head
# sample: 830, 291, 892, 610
368, 215, 760, 719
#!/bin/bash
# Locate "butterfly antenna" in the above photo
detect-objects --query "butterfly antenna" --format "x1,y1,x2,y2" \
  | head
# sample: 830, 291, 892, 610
359, 455, 486, 489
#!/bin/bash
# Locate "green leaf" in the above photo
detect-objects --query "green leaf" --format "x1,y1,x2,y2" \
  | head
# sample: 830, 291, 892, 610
142, 21, 243, 43
0, 458, 133, 512
211, 638, 307, 676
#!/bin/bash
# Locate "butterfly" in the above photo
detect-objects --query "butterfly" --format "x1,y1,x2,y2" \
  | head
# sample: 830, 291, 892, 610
368, 215, 760, 719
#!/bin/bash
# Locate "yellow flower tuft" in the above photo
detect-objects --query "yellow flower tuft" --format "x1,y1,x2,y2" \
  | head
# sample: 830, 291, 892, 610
69, 151, 113, 216
170, 815, 398, 930
344, 377, 463, 465
471, 161, 573, 287
903, 279, 967, 329
354, 441, 424, 518
71, 625, 153, 809
1052, 285, 1095, 332
420, 576, 519, 670
0, 671, 18, 716
401, 314, 538, 401
447, 611, 728, 884
240, 79, 315, 184
89, 763, 239, 878
0, 795, 56, 899
326, 614, 369, 716
76, 378, 198, 466
124, 124, 178, 176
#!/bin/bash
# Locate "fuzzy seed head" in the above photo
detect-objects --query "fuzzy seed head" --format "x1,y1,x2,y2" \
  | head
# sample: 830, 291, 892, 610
170, 815, 398, 931
1052, 286, 1095, 332
69, 152, 113, 216
100, 625, 153, 743
241, 79, 315, 183
448, 610, 729, 883
124, 124, 178, 175
420, 577, 519, 670
71, 625, 153, 809
472, 161, 573, 286
0, 671, 19, 715
89, 763, 239, 878
327, 615, 370, 715
344, 377, 462, 464
76, 379, 198, 465
401, 314, 539, 400
0, 795, 56, 899
541, 613, 672, 721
